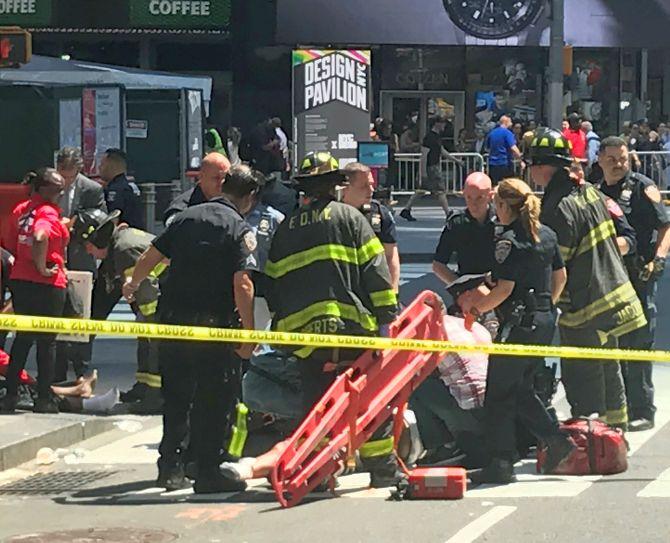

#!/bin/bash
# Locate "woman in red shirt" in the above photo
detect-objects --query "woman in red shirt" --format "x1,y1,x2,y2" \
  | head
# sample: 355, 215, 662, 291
1, 168, 69, 414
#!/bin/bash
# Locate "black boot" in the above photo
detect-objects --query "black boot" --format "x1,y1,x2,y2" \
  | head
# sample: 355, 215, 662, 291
120, 382, 148, 403
0, 395, 18, 414
366, 455, 406, 489
157, 463, 191, 492
33, 397, 59, 414
194, 467, 247, 494
468, 458, 517, 485
128, 387, 163, 415
540, 434, 576, 474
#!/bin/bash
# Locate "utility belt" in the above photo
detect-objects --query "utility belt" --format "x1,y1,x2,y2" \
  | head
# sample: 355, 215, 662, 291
497, 290, 552, 343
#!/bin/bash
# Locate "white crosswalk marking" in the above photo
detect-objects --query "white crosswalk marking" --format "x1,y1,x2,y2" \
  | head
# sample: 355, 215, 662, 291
399, 263, 432, 286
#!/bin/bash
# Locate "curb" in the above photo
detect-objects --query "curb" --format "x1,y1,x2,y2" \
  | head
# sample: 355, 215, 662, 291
0, 416, 117, 472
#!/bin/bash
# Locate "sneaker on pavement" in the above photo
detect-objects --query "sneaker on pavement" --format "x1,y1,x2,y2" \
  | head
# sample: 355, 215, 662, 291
399, 209, 417, 222
628, 418, 654, 432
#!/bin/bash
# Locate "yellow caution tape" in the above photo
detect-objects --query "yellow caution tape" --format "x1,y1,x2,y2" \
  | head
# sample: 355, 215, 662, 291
0, 314, 667, 363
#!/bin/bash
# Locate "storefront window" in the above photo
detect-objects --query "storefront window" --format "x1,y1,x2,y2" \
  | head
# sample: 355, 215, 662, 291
566, 49, 620, 136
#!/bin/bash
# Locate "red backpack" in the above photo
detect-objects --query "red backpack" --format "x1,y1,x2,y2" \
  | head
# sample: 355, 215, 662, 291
537, 419, 628, 475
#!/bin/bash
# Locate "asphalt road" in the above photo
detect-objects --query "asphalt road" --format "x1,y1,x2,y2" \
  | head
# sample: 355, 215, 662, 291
2, 206, 670, 543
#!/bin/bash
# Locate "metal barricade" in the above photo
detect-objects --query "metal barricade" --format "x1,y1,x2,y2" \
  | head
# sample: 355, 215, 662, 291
441, 153, 486, 193
392, 153, 485, 195
394, 153, 422, 193
635, 151, 670, 192
141, 181, 183, 234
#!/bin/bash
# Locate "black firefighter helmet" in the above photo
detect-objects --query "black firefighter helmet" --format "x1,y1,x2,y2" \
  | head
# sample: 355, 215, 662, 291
73, 208, 121, 249
527, 128, 573, 167
294, 151, 347, 190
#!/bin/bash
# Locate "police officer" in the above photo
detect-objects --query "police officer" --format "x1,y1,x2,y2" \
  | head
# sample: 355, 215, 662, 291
598, 136, 670, 431
433, 172, 496, 285
265, 151, 400, 488
163, 153, 231, 226
461, 179, 575, 484
99, 149, 143, 229
73, 208, 164, 414
342, 162, 400, 292
245, 169, 285, 330
529, 128, 646, 429
123, 165, 259, 493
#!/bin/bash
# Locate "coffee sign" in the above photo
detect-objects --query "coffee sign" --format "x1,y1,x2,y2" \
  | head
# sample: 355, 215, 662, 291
0, 0, 51, 25
129, 0, 230, 28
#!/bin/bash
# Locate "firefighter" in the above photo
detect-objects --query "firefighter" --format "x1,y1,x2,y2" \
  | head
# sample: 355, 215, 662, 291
460, 179, 575, 484
217, 152, 401, 490
73, 208, 164, 414
528, 128, 646, 429
342, 162, 400, 292
598, 136, 670, 432
123, 165, 259, 493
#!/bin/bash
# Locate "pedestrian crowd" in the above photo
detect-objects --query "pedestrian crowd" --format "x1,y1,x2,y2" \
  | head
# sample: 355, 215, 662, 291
0, 116, 667, 495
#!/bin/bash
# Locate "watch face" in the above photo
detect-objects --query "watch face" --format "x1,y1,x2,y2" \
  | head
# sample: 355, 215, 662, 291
444, 0, 545, 39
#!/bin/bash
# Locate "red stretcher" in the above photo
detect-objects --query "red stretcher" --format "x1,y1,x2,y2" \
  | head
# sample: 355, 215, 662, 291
270, 290, 448, 508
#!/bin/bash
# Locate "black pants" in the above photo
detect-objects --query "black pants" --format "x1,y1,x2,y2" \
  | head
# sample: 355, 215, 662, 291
560, 327, 627, 426
488, 164, 514, 185
484, 310, 562, 461
158, 339, 241, 474
620, 278, 657, 421
7, 281, 66, 399
410, 374, 488, 466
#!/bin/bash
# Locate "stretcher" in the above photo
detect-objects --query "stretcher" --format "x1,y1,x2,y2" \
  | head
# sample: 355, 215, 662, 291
270, 291, 448, 508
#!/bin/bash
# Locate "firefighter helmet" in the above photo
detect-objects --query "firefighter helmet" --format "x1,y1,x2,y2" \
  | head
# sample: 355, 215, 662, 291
295, 151, 346, 182
527, 128, 573, 167
73, 208, 121, 249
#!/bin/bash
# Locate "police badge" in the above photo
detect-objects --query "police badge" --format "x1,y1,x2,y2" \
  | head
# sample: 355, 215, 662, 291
495, 239, 512, 263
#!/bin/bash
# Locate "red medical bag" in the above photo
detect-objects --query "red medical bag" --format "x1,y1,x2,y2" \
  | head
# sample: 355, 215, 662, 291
537, 418, 628, 475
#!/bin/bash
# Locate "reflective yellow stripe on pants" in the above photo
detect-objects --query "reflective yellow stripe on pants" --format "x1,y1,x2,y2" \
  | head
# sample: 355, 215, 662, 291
358, 436, 394, 458
136, 372, 162, 388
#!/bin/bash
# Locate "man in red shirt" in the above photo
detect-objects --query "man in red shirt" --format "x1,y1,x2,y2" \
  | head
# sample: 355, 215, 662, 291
562, 113, 587, 160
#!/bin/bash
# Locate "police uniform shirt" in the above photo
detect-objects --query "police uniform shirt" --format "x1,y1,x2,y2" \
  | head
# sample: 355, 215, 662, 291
434, 207, 496, 274
493, 220, 564, 302
363, 200, 397, 245
152, 196, 258, 325
105, 174, 144, 229
163, 184, 207, 226
246, 203, 285, 272
600, 172, 670, 261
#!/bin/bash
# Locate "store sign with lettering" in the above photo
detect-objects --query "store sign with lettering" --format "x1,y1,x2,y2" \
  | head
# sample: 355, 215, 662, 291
129, 0, 230, 28
0, 0, 52, 25
293, 50, 371, 170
